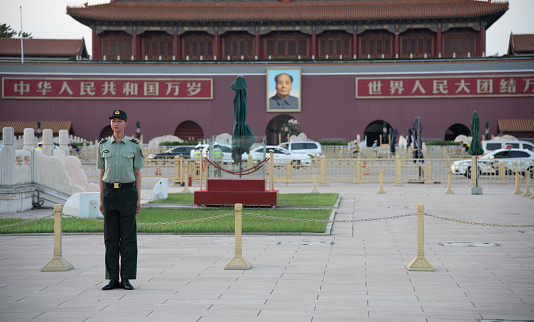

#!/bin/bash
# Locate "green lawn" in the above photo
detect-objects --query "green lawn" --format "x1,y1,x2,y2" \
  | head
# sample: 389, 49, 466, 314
0, 193, 338, 234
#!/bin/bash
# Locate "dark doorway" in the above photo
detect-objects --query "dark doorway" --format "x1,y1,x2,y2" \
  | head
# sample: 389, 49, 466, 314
265, 114, 294, 145
364, 120, 392, 147
175, 121, 203, 142
444, 123, 471, 142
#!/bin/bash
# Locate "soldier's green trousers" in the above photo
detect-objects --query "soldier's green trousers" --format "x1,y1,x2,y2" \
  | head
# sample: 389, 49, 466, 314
103, 186, 138, 280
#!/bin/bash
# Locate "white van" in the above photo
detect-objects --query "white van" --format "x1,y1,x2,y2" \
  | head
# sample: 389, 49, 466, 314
482, 140, 534, 155
278, 141, 322, 157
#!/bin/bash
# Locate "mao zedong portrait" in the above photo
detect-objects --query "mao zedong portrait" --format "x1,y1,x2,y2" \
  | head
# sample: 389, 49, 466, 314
269, 73, 299, 111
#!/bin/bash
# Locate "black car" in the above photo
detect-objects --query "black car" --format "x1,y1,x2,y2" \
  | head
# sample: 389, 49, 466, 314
147, 145, 196, 162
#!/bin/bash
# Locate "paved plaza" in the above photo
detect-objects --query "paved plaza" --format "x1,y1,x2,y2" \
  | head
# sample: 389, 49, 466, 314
1, 181, 533, 321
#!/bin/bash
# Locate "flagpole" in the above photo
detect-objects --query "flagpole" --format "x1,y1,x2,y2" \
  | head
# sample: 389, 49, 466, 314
20, 5, 24, 64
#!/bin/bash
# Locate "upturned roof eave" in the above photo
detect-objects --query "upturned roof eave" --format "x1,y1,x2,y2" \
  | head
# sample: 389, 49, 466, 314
68, 14, 505, 29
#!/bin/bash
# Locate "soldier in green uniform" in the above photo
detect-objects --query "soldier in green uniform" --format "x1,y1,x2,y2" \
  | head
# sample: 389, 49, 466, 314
98, 109, 144, 291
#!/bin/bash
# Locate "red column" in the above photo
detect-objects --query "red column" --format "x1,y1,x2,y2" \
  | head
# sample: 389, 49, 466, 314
394, 29, 400, 58
478, 25, 486, 57
435, 27, 442, 58
96, 33, 102, 60
311, 29, 317, 58
352, 31, 358, 58
173, 31, 178, 60
214, 30, 220, 60
132, 30, 137, 60
255, 30, 261, 59
92, 29, 97, 60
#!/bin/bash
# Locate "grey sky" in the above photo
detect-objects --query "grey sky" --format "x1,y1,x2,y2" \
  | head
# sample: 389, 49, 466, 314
0, 0, 532, 57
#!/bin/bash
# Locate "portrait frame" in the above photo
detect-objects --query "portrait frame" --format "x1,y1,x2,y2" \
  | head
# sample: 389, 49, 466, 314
266, 68, 301, 112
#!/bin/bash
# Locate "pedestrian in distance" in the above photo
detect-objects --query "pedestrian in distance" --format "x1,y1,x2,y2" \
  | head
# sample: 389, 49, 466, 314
98, 109, 144, 291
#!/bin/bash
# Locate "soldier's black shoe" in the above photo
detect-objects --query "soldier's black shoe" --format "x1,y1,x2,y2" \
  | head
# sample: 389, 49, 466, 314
121, 279, 134, 290
102, 280, 121, 290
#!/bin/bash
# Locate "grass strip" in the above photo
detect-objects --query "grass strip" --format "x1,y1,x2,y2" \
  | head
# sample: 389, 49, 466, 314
0, 208, 331, 234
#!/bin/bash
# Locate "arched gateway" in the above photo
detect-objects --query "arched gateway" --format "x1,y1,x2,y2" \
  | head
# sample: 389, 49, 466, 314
265, 114, 294, 145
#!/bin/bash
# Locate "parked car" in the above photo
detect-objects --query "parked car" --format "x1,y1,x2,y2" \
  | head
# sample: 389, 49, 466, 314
190, 143, 233, 161
482, 140, 534, 155
243, 146, 312, 167
147, 145, 196, 162
278, 141, 322, 157
451, 148, 534, 178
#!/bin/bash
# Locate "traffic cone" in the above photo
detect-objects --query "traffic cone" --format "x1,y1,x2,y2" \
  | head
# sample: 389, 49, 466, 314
364, 160, 370, 175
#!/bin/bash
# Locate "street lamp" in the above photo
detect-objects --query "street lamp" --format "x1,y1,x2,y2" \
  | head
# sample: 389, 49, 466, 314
36, 121, 42, 139
136, 121, 141, 139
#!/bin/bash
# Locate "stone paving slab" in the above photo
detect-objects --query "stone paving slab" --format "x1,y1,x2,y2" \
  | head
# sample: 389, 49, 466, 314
1, 181, 534, 321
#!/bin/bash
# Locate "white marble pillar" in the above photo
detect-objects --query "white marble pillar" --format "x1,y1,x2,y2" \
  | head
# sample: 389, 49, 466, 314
1, 127, 16, 185
42, 129, 54, 156
23, 128, 35, 152
59, 130, 69, 156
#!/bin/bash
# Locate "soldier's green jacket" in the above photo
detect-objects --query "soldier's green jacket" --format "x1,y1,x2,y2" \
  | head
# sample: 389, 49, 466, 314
97, 136, 144, 183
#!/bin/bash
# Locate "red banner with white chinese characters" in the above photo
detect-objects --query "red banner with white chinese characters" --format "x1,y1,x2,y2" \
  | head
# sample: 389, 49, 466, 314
2, 77, 213, 100
356, 75, 534, 99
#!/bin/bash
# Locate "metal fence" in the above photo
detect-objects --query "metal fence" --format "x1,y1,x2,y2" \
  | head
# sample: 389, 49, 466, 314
81, 153, 534, 186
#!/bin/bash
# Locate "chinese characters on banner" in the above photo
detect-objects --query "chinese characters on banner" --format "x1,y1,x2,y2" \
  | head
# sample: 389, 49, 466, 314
2, 78, 213, 99
356, 75, 534, 99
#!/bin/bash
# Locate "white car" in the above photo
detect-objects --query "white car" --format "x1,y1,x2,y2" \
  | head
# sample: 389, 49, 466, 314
278, 141, 322, 157
451, 148, 534, 178
242, 146, 312, 167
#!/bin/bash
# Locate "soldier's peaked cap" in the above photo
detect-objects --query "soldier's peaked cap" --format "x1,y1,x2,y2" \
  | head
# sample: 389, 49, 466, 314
109, 109, 127, 121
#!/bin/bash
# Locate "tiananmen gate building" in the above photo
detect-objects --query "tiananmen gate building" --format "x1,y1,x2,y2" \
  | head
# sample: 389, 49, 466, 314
1, 0, 533, 144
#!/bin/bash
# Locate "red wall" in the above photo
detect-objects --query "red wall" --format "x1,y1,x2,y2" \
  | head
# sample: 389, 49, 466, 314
1, 69, 533, 143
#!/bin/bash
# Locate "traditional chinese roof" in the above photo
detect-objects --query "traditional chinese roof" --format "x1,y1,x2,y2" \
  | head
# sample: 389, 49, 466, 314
0, 38, 88, 59
67, 0, 508, 28
508, 33, 534, 56
0, 121, 72, 136
498, 119, 534, 133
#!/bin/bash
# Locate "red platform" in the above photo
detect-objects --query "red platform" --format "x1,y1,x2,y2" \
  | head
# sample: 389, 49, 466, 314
194, 179, 277, 206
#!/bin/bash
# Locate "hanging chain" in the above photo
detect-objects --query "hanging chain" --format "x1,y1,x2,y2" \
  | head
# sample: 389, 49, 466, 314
243, 212, 416, 223
0, 213, 54, 229
62, 213, 234, 226
1, 212, 532, 229
136, 213, 233, 226
424, 213, 534, 228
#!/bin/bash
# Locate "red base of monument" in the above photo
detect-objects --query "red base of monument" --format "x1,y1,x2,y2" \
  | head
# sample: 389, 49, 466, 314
194, 179, 277, 206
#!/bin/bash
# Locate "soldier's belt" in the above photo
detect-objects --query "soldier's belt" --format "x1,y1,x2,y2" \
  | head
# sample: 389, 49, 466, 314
105, 182, 135, 189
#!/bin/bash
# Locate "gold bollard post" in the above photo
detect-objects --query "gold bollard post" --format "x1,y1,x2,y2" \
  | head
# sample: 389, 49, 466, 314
445, 171, 454, 194
172, 156, 182, 187
511, 170, 523, 195
42, 205, 74, 272
407, 204, 434, 271
225, 204, 252, 270
521, 171, 532, 197
470, 156, 477, 187
353, 160, 362, 184
424, 161, 433, 184
311, 167, 319, 193
393, 154, 403, 186
269, 150, 274, 191
319, 155, 328, 186
377, 169, 386, 194
497, 162, 507, 184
